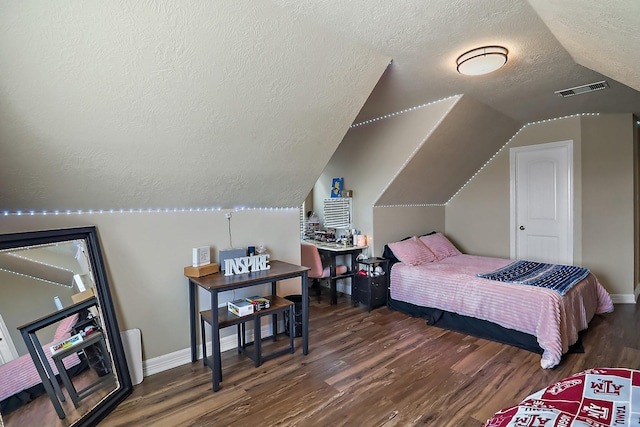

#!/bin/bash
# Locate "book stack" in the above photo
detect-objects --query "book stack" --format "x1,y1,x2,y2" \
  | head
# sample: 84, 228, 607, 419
50, 333, 83, 355
246, 296, 270, 311
227, 296, 272, 316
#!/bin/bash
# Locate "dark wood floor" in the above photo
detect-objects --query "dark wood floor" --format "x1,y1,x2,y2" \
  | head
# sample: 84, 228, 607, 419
102, 295, 640, 427
2, 367, 117, 427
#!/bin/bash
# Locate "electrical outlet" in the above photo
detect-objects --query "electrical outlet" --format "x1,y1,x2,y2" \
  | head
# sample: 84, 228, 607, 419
225, 212, 232, 219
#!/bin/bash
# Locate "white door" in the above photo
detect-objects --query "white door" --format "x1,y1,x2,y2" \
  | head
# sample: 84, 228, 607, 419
510, 140, 573, 264
0, 312, 18, 364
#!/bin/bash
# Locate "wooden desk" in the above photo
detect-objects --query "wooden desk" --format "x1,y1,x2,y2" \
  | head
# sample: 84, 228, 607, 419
304, 241, 368, 305
187, 260, 309, 392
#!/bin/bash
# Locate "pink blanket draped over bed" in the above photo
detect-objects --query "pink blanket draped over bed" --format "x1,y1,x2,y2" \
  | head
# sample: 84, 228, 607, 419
0, 314, 81, 402
390, 254, 614, 368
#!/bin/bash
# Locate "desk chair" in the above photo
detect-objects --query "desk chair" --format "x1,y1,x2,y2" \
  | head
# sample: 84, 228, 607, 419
300, 242, 347, 302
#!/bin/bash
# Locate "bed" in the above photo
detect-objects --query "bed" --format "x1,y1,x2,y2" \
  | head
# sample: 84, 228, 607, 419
0, 313, 86, 414
384, 233, 614, 369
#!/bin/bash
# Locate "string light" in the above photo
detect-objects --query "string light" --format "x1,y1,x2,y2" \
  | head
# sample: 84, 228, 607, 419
374, 112, 600, 208
351, 95, 461, 128
0, 207, 300, 216
0, 267, 73, 287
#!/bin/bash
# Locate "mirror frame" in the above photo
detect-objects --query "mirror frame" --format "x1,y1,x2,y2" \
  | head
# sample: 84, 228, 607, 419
0, 226, 132, 426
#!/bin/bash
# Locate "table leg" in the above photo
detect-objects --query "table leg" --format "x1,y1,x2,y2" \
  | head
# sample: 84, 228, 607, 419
289, 305, 295, 353
302, 271, 309, 355
189, 279, 197, 363
271, 280, 277, 340
329, 254, 338, 305
211, 290, 221, 392
254, 316, 261, 367
23, 332, 66, 419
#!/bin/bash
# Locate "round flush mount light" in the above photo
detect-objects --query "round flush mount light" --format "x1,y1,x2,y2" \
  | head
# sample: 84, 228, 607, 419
456, 46, 508, 76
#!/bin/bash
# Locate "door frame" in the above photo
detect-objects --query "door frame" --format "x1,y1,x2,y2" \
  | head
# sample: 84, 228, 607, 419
0, 312, 19, 363
509, 140, 574, 262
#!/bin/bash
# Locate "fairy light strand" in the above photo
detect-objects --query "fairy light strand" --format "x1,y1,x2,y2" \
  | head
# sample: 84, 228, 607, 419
375, 112, 600, 208
1, 207, 300, 217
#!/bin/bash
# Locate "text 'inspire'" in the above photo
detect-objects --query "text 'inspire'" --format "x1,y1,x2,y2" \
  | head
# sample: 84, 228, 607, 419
224, 254, 270, 276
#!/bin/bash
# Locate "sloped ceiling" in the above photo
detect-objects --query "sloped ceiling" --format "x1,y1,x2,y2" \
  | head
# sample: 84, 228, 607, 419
273, 0, 640, 126
0, 1, 389, 212
1, 0, 639, 213
528, 0, 640, 93
376, 96, 521, 206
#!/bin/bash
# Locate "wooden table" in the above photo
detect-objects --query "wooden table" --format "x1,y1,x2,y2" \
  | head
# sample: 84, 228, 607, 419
187, 260, 309, 392
304, 241, 368, 304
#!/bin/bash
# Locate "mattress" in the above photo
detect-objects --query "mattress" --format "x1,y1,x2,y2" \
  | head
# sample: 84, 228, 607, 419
390, 254, 614, 368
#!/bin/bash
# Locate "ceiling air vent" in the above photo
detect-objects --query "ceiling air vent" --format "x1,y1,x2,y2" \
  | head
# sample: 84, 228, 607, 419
555, 81, 609, 97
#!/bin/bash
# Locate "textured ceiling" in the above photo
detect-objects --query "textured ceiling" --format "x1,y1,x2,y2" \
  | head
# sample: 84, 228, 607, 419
0, 0, 388, 212
1, 0, 639, 212
272, 0, 640, 124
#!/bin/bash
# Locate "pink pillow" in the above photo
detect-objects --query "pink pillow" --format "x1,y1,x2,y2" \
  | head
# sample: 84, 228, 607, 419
388, 237, 437, 265
419, 233, 461, 260
53, 313, 79, 341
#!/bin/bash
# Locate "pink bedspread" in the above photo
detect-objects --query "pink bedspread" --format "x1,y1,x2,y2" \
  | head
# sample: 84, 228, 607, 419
0, 341, 81, 402
390, 254, 614, 368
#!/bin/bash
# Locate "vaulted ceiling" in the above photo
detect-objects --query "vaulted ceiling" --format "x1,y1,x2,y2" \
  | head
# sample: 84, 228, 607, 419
1, 0, 638, 213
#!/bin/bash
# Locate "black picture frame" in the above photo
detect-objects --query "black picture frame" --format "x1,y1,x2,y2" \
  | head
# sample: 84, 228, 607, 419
0, 226, 132, 426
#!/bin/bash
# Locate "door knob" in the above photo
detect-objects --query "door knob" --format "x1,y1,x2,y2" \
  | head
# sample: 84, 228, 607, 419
519, 225, 525, 230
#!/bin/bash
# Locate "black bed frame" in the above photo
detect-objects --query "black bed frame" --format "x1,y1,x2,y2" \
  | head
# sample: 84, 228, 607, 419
387, 297, 544, 354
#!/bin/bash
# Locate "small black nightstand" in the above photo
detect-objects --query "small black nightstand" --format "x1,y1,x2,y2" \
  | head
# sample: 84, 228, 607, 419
352, 257, 390, 311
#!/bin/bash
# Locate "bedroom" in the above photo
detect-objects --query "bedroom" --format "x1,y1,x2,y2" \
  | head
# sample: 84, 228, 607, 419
1, 0, 639, 426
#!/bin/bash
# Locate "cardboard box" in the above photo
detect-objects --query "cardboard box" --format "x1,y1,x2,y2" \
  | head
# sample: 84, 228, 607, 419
184, 263, 219, 277
72, 288, 95, 304
228, 299, 254, 317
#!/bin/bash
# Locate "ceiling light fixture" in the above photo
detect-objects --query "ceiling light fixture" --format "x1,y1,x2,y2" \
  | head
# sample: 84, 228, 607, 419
456, 46, 508, 76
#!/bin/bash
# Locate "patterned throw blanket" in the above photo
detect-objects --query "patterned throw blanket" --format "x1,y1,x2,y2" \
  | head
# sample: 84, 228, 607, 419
476, 260, 590, 296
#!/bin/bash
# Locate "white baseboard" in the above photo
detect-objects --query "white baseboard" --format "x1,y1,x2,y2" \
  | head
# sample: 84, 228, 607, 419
610, 293, 637, 304
143, 323, 281, 378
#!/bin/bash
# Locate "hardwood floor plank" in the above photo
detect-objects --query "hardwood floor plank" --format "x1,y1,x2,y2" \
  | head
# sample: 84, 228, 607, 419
96, 297, 640, 427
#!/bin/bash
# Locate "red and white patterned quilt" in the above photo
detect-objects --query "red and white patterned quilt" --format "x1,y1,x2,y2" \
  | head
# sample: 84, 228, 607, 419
390, 254, 613, 368
485, 368, 640, 426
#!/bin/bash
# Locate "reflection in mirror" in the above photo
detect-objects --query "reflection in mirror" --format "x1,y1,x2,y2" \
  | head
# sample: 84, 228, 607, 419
0, 227, 131, 427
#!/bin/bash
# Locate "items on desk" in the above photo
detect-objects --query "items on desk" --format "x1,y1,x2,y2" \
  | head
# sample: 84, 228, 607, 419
50, 333, 83, 355
314, 229, 336, 243
184, 262, 220, 277
223, 254, 271, 276
228, 299, 254, 316
246, 296, 270, 311
192, 246, 211, 267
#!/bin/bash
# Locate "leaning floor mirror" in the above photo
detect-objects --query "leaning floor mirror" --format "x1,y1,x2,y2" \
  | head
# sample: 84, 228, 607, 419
0, 226, 132, 427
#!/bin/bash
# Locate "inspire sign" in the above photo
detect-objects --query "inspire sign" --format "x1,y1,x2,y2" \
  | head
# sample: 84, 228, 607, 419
224, 254, 270, 276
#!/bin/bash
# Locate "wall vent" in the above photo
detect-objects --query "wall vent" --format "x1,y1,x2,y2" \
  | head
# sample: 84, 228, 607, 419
555, 81, 609, 97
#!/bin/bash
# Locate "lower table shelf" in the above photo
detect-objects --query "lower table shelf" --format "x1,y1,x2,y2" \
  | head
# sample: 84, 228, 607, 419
50, 332, 113, 408
199, 295, 295, 376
